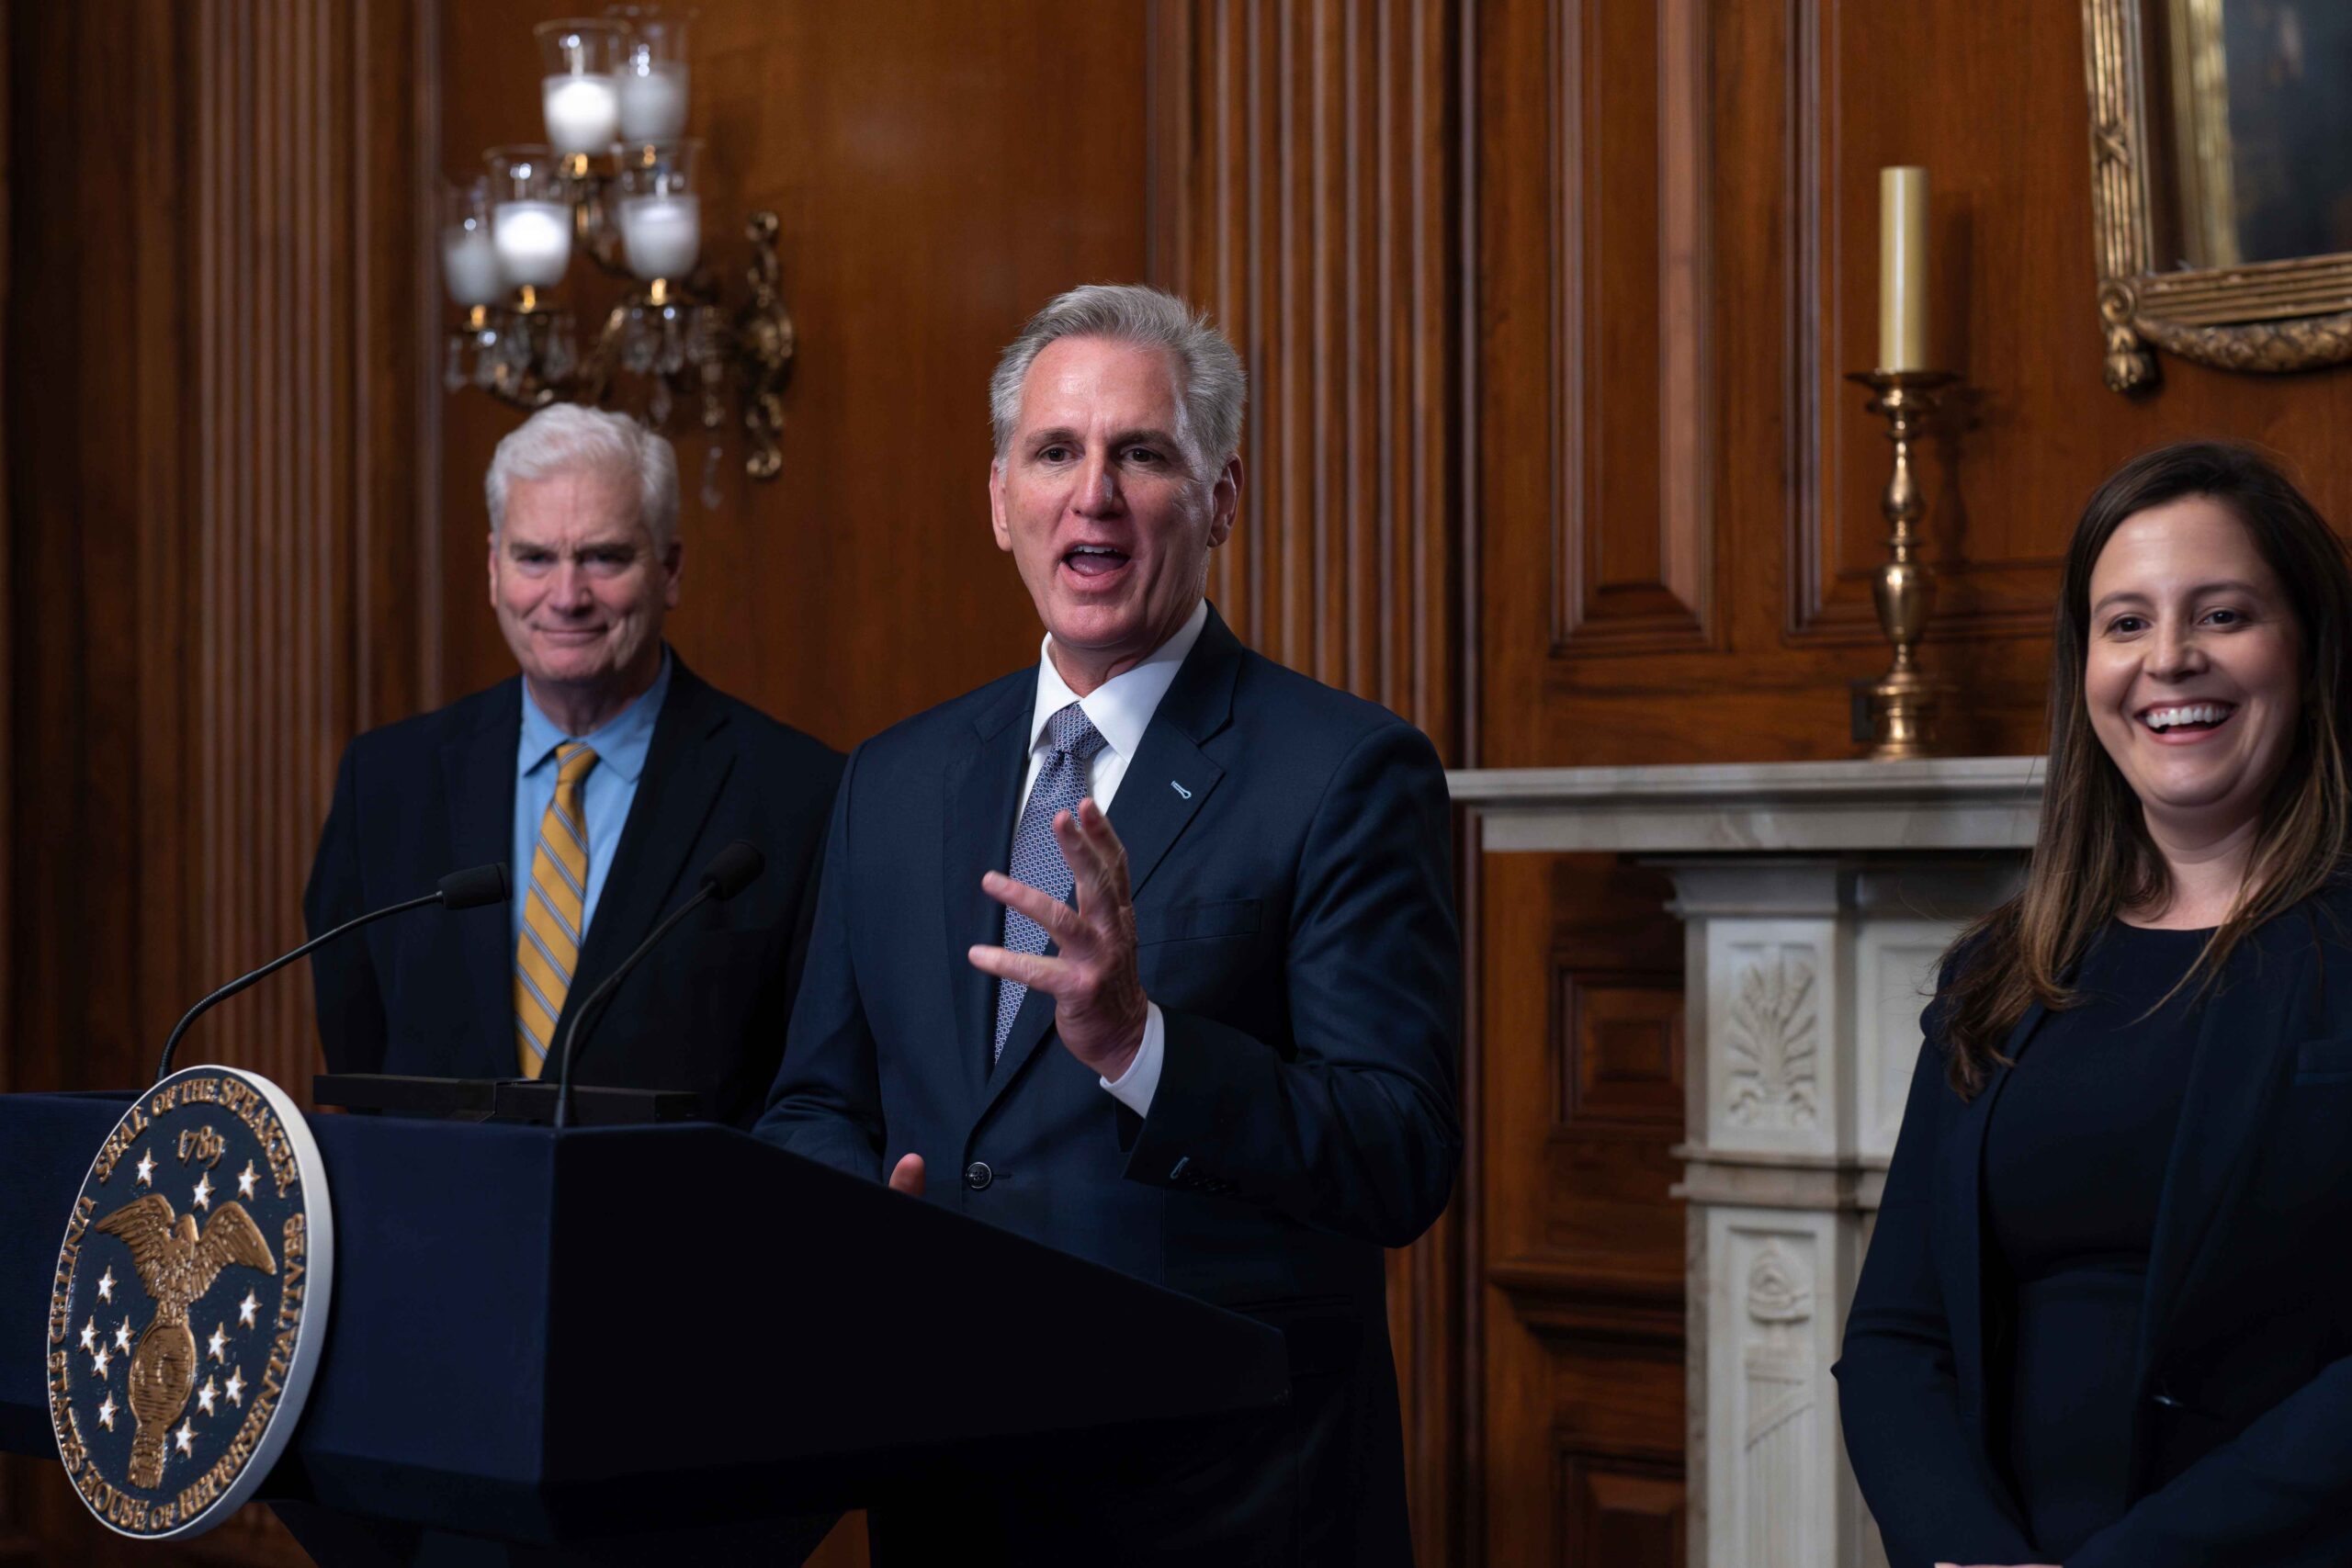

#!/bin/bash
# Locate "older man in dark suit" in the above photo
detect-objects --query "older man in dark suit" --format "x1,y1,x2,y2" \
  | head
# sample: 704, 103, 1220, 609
305, 405, 841, 1127
757, 285, 1461, 1564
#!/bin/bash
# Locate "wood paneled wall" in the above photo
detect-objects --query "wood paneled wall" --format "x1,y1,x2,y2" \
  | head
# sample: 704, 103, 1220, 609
3, 0, 430, 1559
1481, 0, 2352, 773
1146, 0, 1462, 761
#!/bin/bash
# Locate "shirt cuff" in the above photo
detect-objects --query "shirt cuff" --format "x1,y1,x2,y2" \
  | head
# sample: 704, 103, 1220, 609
1100, 1002, 1165, 1116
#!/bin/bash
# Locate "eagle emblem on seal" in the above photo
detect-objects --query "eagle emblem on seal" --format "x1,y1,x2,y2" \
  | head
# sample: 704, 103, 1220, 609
90, 1194, 277, 1488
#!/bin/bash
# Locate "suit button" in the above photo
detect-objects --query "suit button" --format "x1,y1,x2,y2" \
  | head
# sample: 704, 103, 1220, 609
964, 1161, 993, 1191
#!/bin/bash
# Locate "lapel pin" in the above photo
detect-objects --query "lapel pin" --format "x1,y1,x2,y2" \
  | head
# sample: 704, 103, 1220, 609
1170, 780, 1193, 800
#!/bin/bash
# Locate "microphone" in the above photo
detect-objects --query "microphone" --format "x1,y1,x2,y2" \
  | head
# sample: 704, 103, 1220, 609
154, 863, 511, 1081
551, 840, 764, 1128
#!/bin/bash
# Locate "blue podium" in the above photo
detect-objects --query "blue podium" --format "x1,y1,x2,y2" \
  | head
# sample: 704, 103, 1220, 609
0, 1091, 1289, 1560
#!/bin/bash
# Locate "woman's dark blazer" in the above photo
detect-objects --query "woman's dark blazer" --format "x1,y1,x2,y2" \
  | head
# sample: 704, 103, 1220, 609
1836, 884, 2352, 1568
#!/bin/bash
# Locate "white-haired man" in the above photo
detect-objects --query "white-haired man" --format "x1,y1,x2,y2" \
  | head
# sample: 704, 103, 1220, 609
760, 286, 1461, 1564
306, 405, 842, 1127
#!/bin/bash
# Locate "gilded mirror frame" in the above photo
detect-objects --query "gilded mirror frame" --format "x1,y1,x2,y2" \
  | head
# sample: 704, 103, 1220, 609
2083, 0, 2352, 392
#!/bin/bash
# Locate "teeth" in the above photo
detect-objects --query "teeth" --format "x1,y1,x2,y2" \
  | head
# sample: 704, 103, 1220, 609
1069, 546, 1120, 556
2144, 703, 2232, 731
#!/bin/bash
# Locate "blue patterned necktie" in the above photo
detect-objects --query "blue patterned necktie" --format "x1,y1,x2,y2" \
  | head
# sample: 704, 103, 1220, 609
993, 701, 1109, 1062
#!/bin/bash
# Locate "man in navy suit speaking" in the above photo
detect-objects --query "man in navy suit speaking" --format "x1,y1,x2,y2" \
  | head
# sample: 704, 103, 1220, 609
756, 285, 1462, 1565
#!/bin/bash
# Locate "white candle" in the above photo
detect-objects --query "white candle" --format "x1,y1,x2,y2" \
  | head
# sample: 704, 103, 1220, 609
493, 200, 572, 287
619, 194, 700, 279
617, 62, 689, 141
441, 225, 503, 305
543, 73, 620, 156
1878, 166, 1930, 372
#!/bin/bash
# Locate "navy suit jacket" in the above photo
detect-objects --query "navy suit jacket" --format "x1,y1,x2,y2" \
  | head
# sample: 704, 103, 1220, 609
756, 604, 1461, 1562
303, 659, 842, 1128
1838, 885, 2352, 1568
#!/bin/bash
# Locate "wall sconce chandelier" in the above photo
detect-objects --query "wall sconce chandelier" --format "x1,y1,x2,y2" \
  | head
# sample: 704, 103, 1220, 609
439, 13, 794, 498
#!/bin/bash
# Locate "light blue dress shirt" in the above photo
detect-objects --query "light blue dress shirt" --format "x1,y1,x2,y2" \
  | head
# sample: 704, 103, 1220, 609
511, 652, 673, 960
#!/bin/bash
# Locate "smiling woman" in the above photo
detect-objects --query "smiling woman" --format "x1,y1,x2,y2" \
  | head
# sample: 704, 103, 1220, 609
1838, 441, 2352, 1568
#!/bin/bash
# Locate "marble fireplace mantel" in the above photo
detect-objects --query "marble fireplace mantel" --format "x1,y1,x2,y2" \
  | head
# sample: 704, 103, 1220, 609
1448, 756, 2047, 1568
1450, 755, 2045, 853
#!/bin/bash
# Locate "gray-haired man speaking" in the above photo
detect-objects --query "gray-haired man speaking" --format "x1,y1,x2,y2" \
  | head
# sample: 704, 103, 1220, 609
305, 404, 842, 1126
760, 285, 1461, 1564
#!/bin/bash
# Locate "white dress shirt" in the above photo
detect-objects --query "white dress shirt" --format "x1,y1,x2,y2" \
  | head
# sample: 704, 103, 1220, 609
1013, 598, 1209, 1116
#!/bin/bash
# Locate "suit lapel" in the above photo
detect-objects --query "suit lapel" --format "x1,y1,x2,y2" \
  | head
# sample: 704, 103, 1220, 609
440, 681, 524, 1079
944, 678, 1035, 1111
2135, 912, 2315, 1382
976, 607, 1241, 1124
1936, 996, 2046, 1416
563, 662, 736, 1041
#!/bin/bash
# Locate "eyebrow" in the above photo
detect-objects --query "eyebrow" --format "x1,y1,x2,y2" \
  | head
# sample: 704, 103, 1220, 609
1023, 425, 1183, 451
2090, 579, 2267, 615
505, 536, 639, 554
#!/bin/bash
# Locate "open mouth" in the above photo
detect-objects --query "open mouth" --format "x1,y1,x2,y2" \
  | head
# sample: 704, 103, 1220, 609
1061, 544, 1132, 581
2138, 701, 2236, 736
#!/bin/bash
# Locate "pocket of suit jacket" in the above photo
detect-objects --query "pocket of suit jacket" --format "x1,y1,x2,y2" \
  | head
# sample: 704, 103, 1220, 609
1137, 897, 1263, 946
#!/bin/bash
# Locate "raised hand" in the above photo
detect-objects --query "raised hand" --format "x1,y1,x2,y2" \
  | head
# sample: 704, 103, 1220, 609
968, 797, 1149, 1080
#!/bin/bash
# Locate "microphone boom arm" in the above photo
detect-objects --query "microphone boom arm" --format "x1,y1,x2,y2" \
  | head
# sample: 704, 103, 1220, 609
153, 890, 440, 1082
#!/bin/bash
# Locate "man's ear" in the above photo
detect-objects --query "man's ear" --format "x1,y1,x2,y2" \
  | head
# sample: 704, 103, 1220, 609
1206, 454, 1242, 549
485, 531, 500, 607
662, 541, 684, 609
989, 458, 1013, 552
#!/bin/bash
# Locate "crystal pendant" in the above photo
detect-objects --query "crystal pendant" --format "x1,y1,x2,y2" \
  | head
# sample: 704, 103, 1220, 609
444, 335, 467, 393
543, 320, 575, 385
701, 443, 724, 512
649, 378, 673, 427
657, 310, 686, 377
622, 309, 656, 375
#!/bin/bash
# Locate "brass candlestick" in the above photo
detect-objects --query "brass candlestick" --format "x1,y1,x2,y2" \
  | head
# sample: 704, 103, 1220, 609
1846, 368, 1958, 761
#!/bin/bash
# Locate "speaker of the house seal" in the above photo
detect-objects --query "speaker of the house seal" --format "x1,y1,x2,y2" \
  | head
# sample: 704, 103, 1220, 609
43, 1064, 334, 1539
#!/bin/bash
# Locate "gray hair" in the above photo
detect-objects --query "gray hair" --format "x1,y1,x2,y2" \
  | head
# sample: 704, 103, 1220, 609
484, 404, 681, 553
989, 284, 1246, 473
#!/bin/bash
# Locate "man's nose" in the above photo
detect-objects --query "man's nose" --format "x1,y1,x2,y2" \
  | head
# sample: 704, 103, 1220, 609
1073, 454, 1122, 515
550, 559, 594, 608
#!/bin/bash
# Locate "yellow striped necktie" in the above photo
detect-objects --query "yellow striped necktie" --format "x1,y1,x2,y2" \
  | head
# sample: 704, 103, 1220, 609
515, 741, 599, 1077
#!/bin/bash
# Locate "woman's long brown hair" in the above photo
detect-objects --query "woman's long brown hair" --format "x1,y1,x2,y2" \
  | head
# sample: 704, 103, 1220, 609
1939, 441, 2352, 1096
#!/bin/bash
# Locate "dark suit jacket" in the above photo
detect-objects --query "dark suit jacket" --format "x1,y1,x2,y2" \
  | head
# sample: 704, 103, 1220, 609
755, 605, 1462, 1565
1837, 885, 2352, 1568
303, 658, 843, 1128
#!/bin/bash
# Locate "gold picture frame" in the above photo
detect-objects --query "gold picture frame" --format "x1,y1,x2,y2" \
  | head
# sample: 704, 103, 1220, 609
2083, 0, 2352, 391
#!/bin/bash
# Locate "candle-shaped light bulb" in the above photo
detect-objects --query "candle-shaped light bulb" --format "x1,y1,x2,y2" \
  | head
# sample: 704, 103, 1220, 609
441, 223, 504, 307
1878, 166, 1929, 372
619, 193, 701, 280
617, 62, 689, 141
492, 200, 572, 288
543, 74, 619, 157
